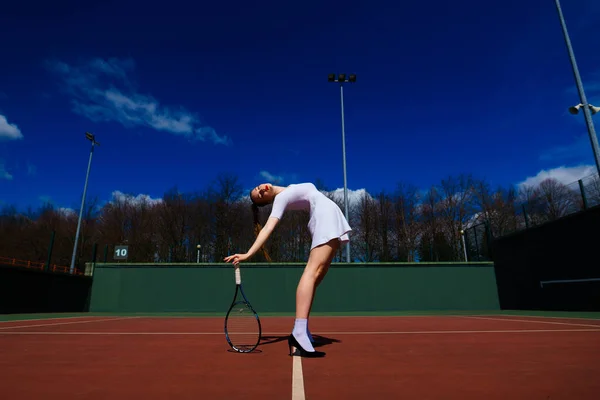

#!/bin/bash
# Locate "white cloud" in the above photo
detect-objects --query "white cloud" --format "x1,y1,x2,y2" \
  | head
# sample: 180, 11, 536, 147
259, 170, 284, 183
57, 207, 77, 217
0, 163, 13, 180
46, 57, 230, 145
0, 114, 23, 140
110, 190, 163, 207
326, 187, 372, 210
517, 164, 596, 190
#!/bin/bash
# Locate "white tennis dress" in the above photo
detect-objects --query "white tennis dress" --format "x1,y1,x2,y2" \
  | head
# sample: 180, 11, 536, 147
268, 183, 352, 250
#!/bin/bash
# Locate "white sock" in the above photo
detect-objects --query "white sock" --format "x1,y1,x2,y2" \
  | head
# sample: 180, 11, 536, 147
292, 318, 315, 352
306, 325, 314, 343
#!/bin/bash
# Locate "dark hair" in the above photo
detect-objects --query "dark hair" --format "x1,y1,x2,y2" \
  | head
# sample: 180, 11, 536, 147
251, 203, 272, 262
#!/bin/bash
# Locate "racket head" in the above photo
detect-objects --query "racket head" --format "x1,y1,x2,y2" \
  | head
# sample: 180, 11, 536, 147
224, 297, 261, 353
224, 267, 261, 353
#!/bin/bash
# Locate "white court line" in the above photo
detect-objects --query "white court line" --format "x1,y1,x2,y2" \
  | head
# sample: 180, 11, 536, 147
0, 315, 95, 324
458, 315, 600, 328
1, 314, 597, 323
473, 313, 600, 322
292, 355, 306, 400
0, 316, 140, 330
1, 328, 599, 335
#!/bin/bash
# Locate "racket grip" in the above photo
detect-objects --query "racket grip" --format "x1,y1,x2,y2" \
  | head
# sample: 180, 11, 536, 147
235, 267, 241, 285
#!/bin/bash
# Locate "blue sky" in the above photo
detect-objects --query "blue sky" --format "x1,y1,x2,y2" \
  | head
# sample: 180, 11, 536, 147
1, 0, 599, 212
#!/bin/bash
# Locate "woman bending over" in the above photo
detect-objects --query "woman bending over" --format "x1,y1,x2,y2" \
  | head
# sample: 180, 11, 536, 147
224, 182, 352, 358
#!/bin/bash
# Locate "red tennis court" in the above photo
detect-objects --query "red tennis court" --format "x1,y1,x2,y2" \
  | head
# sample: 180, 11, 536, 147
1, 314, 599, 399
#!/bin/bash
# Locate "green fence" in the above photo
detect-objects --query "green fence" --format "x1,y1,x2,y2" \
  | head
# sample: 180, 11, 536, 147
88, 262, 500, 313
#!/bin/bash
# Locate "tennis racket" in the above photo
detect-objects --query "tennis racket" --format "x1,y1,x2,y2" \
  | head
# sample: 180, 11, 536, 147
224, 266, 261, 353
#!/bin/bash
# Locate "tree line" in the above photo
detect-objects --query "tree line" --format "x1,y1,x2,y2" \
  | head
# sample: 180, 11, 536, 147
1, 171, 598, 269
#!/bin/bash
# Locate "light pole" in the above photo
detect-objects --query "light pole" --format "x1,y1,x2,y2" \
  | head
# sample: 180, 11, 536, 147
460, 229, 468, 262
555, 0, 600, 177
70, 132, 100, 274
328, 73, 356, 263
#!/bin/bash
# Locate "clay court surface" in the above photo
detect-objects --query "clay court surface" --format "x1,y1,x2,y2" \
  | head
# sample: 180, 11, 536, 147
1, 313, 600, 399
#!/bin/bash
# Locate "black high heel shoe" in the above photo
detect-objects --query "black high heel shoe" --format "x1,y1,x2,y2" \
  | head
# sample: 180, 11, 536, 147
288, 334, 326, 358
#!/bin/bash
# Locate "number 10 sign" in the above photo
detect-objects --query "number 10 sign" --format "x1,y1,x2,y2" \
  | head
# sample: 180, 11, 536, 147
114, 245, 129, 261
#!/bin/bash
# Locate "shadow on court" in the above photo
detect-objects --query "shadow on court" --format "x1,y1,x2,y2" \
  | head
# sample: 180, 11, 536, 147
259, 334, 341, 348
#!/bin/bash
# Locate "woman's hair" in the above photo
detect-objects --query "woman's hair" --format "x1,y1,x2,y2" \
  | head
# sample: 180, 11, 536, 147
251, 202, 272, 262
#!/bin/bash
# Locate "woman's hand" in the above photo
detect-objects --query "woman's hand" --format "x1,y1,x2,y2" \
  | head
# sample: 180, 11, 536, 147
223, 253, 249, 266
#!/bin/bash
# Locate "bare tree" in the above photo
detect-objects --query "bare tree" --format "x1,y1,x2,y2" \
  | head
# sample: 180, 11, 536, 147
155, 187, 193, 262
583, 174, 600, 207
537, 178, 581, 219
519, 178, 580, 226
378, 192, 394, 262
356, 191, 379, 262
472, 180, 516, 235
419, 185, 453, 261
209, 173, 245, 262
392, 183, 421, 262
438, 174, 477, 261
187, 191, 214, 263
7, 167, 598, 269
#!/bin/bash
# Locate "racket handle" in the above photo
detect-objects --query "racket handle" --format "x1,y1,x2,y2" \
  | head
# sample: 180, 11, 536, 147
235, 267, 241, 285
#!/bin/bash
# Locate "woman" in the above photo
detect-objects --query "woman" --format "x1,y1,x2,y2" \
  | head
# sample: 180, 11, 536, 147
224, 182, 352, 358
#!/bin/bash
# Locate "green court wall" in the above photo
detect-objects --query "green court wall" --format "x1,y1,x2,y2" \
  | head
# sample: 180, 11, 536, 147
88, 262, 500, 313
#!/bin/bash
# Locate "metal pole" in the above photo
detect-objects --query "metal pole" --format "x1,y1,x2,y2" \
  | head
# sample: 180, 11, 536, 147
577, 179, 588, 210
461, 231, 468, 262
45, 230, 56, 272
70, 141, 95, 274
339, 84, 351, 263
555, 0, 600, 176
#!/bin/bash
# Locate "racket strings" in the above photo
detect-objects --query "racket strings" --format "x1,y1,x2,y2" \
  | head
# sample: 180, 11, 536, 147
226, 302, 260, 351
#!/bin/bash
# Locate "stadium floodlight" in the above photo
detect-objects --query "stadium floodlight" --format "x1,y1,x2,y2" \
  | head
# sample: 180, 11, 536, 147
569, 103, 600, 115
328, 73, 357, 263
70, 132, 100, 274
555, 0, 600, 176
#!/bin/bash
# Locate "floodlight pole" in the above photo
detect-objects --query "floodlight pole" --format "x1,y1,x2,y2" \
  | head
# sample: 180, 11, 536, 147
328, 73, 356, 263
70, 132, 100, 274
555, 0, 600, 176
460, 230, 468, 262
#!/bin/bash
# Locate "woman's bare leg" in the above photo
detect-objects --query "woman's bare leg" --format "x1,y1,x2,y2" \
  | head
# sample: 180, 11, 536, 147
305, 259, 333, 344
297, 238, 339, 318
292, 239, 339, 352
